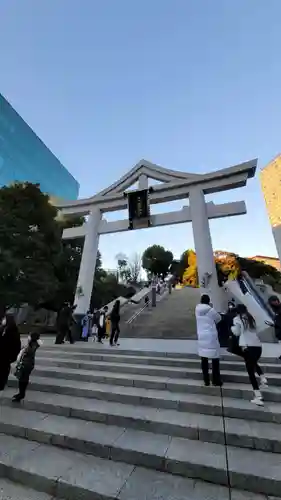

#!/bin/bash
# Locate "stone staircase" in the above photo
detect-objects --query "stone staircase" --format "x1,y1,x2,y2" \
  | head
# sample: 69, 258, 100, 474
122, 287, 200, 338
0, 344, 281, 499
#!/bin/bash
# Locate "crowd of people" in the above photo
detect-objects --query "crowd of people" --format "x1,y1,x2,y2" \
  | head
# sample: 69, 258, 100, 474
55, 299, 121, 346
1, 292, 281, 407
80, 301, 121, 345
194, 294, 280, 406
0, 298, 122, 403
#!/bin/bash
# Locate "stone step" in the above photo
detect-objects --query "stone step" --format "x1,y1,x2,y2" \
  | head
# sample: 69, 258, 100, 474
0, 435, 268, 500
29, 358, 281, 385
0, 478, 53, 500
29, 364, 281, 401
38, 345, 281, 364
5, 379, 281, 422
36, 353, 281, 373
1, 398, 281, 454
41, 345, 201, 358
0, 432, 280, 496
8, 344, 281, 498
122, 327, 195, 339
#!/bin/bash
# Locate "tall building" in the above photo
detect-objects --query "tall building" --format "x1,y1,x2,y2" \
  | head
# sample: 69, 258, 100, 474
0, 93, 79, 200
260, 155, 281, 264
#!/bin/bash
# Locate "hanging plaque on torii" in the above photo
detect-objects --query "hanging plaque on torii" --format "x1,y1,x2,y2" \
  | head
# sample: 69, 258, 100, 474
126, 188, 152, 229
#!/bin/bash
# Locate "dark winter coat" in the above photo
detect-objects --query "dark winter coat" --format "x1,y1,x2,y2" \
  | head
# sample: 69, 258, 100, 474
110, 303, 120, 327
0, 322, 21, 364
110, 310, 120, 326
15, 341, 40, 381
274, 312, 281, 341
57, 306, 73, 328
92, 312, 100, 326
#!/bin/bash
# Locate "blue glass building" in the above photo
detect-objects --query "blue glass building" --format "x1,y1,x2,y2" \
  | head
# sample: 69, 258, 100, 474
0, 93, 79, 200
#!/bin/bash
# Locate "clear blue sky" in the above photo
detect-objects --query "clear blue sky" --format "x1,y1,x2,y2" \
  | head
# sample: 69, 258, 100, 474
0, 0, 280, 269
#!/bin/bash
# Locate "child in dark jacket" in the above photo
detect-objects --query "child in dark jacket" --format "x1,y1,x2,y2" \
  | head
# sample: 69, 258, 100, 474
12, 332, 42, 402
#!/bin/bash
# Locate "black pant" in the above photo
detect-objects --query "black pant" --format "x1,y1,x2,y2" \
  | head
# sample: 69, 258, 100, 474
55, 325, 73, 344
0, 362, 11, 391
201, 357, 222, 386
110, 323, 120, 345
18, 378, 29, 400
242, 346, 263, 390
98, 326, 106, 342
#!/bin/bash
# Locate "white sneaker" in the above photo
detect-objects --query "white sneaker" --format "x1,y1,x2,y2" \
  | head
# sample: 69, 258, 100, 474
251, 396, 264, 406
259, 375, 268, 388
251, 390, 264, 406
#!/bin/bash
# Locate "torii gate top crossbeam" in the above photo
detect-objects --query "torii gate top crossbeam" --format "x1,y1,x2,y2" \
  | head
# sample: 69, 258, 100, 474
56, 158, 257, 216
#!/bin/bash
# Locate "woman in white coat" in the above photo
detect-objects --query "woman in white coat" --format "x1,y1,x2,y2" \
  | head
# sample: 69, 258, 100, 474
195, 294, 222, 386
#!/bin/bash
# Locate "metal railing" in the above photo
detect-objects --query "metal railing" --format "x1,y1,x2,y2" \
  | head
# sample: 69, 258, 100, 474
126, 301, 151, 325
125, 285, 169, 325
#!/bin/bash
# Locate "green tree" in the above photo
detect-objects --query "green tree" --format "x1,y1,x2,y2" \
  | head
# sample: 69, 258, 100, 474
43, 215, 85, 310
0, 182, 62, 310
0, 181, 124, 316
47, 214, 105, 310
91, 272, 135, 309
142, 245, 174, 278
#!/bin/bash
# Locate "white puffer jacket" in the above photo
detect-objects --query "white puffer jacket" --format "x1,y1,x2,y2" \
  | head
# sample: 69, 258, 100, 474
231, 315, 261, 348
195, 304, 221, 359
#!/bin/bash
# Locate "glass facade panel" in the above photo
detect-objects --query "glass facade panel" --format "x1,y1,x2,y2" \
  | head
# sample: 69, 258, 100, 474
0, 93, 79, 200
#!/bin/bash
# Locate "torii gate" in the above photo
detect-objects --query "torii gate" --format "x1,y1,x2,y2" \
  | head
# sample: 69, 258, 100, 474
56, 158, 257, 316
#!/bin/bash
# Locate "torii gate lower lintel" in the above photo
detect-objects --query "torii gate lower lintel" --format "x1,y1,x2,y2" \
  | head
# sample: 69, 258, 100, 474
56, 158, 257, 315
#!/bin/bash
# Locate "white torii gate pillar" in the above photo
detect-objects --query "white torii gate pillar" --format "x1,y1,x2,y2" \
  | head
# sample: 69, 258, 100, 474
189, 187, 225, 312
74, 208, 101, 316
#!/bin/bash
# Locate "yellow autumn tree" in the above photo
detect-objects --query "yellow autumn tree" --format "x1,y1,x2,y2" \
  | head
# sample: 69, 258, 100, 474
182, 250, 199, 287
181, 250, 240, 287
214, 251, 240, 281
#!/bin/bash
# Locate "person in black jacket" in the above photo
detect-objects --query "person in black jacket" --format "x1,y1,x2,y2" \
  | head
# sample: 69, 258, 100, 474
268, 296, 281, 342
55, 303, 75, 344
0, 314, 21, 391
12, 331, 41, 402
110, 300, 121, 346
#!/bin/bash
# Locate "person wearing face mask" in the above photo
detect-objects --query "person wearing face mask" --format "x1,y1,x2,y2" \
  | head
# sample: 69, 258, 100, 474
0, 314, 21, 392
